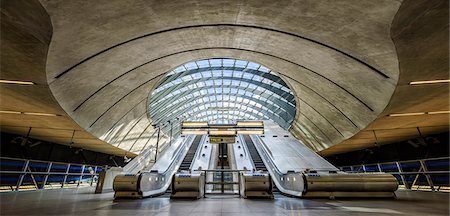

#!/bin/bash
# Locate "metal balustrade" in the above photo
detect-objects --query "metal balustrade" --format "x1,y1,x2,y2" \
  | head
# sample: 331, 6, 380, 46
197, 169, 244, 197
0, 157, 106, 192
339, 157, 450, 192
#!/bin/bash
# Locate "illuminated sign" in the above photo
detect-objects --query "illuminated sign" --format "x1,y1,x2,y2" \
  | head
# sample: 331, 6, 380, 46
209, 136, 236, 144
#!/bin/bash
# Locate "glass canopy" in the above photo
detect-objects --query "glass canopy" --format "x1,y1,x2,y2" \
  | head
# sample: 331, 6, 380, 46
148, 58, 296, 136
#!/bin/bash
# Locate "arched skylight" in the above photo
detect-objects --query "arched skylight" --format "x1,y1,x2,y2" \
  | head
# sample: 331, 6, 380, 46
148, 58, 296, 136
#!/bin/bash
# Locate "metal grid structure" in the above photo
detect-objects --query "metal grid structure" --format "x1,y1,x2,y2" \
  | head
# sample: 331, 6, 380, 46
339, 157, 450, 192
148, 58, 296, 137
0, 157, 105, 192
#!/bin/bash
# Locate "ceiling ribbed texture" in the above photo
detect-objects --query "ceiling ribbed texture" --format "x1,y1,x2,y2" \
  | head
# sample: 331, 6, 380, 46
40, 0, 401, 154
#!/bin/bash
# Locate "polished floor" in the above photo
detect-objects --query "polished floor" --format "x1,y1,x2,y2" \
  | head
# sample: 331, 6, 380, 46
0, 188, 448, 216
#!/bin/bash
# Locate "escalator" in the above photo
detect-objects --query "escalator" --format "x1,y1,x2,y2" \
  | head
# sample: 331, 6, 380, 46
243, 135, 267, 172
245, 120, 399, 198
178, 135, 202, 171
171, 135, 206, 198
113, 135, 201, 198
240, 134, 273, 198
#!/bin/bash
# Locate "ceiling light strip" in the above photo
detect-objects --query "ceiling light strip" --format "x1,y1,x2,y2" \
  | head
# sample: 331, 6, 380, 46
0, 80, 35, 85
409, 79, 450, 85
0, 110, 60, 116
389, 111, 450, 117
428, 110, 450, 115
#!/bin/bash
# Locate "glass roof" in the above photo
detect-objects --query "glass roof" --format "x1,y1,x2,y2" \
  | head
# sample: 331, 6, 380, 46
148, 58, 296, 136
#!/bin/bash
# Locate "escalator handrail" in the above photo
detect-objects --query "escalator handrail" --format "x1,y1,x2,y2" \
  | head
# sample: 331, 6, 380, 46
162, 135, 195, 175
123, 140, 167, 173
140, 135, 197, 197
250, 135, 303, 196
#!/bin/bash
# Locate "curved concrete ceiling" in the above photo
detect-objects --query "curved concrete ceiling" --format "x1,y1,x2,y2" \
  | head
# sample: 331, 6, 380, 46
2, 0, 446, 158
39, 0, 401, 154
321, 0, 449, 156
0, 0, 132, 156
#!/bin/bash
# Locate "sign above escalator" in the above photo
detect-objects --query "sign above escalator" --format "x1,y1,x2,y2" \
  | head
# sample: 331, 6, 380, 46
209, 136, 236, 144
181, 121, 264, 136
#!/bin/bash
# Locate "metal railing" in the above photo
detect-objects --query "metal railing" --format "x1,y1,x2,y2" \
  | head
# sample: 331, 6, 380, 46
0, 157, 105, 192
339, 157, 450, 192
197, 169, 244, 197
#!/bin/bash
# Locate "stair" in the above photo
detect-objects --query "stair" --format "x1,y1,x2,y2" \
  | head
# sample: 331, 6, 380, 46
243, 135, 268, 171
178, 135, 202, 171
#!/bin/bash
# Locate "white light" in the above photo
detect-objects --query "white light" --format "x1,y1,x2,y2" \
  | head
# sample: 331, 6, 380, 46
0, 110, 22, 114
236, 121, 264, 127
209, 130, 236, 136
388, 112, 426, 117
409, 79, 450, 85
23, 112, 60, 117
0, 111, 60, 116
428, 111, 450, 115
236, 130, 264, 135
182, 121, 208, 127
181, 130, 208, 135
0, 80, 35, 85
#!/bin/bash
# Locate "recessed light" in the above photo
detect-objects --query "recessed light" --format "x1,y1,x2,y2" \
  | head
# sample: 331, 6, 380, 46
0, 110, 22, 114
23, 112, 60, 117
388, 111, 450, 117
409, 79, 450, 85
0, 80, 35, 85
428, 111, 450, 115
0, 110, 60, 116
388, 112, 426, 117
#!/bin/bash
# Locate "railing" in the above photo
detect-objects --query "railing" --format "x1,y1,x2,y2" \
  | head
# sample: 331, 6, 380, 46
197, 169, 243, 197
0, 157, 105, 192
339, 157, 450, 192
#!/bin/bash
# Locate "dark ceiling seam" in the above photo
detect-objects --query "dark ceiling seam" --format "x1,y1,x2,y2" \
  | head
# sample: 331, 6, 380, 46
139, 129, 158, 154
293, 123, 323, 151
54, 24, 390, 80
282, 74, 359, 128
116, 112, 148, 148
104, 98, 147, 133
299, 112, 334, 143
73, 47, 373, 114
125, 122, 153, 154
297, 98, 347, 137
89, 77, 159, 127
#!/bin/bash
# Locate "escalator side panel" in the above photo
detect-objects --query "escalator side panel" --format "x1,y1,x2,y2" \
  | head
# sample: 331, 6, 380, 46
243, 135, 267, 172
178, 135, 203, 171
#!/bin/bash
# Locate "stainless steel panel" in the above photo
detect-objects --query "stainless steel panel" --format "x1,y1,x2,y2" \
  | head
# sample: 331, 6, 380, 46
305, 173, 398, 192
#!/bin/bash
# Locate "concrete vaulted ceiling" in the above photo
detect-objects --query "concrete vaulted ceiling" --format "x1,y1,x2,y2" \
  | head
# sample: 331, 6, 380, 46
1, 0, 448, 157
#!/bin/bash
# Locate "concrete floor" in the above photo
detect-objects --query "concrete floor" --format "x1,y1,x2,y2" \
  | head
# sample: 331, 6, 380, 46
0, 188, 448, 216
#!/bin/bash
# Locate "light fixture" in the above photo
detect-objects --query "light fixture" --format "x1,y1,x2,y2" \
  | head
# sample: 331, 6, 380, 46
0, 80, 35, 85
209, 130, 236, 136
236, 121, 264, 127
389, 111, 450, 117
181, 130, 208, 135
23, 112, 60, 116
409, 79, 450, 85
236, 130, 264, 135
182, 121, 208, 127
0, 110, 22, 114
388, 112, 426, 117
0, 110, 60, 116
428, 111, 450, 115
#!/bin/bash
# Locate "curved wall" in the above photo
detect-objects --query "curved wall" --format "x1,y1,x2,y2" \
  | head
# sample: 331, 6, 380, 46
40, 0, 401, 154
